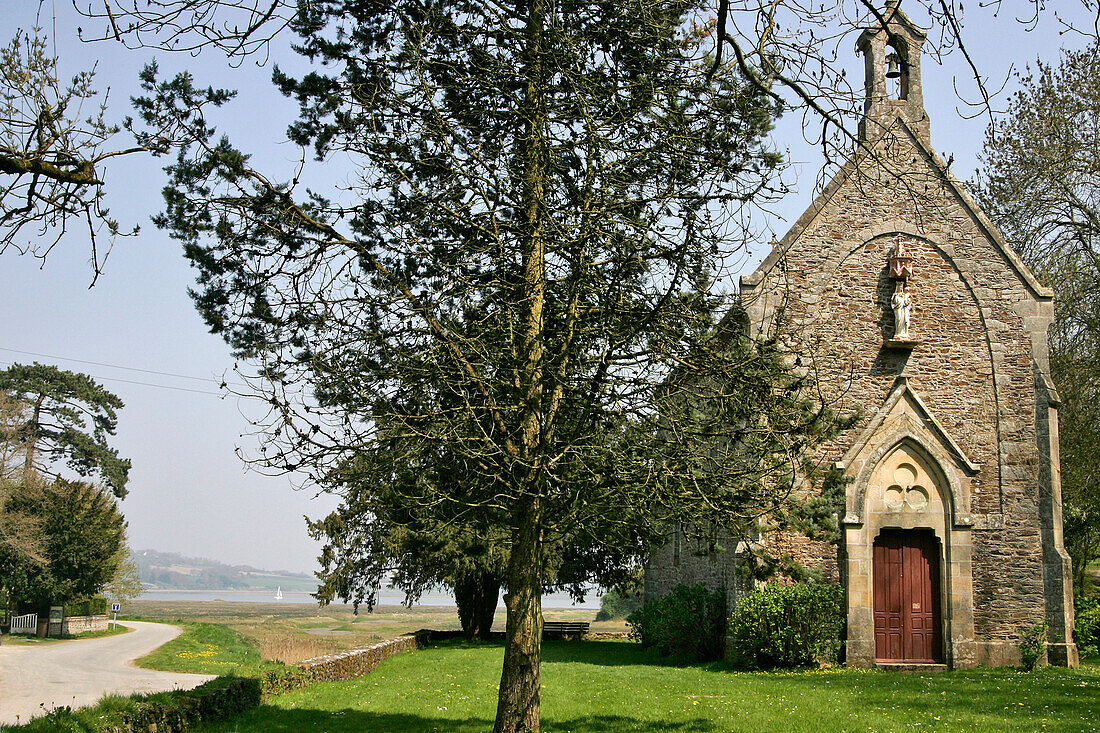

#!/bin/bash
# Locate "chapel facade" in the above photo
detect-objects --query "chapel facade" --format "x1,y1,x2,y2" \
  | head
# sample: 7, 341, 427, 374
645, 2, 1078, 667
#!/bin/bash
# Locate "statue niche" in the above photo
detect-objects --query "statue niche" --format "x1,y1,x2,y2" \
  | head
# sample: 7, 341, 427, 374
891, 282, 912, 340
886, 240, 917, 347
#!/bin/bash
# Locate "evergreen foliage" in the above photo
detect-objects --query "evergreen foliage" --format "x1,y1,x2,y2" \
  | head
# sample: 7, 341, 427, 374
311, 446, 644, 639
310, 454, 510, 639
63, 596, 109, 617
0, 363, 130, 497
1074, 595, 1100, 659
1, 479, 126, 614
130, 0, 854, 726
727, 581, 843, 669
627, 584, 727, 661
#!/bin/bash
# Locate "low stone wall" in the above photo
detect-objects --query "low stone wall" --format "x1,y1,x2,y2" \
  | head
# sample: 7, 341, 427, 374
62, 614, 108, 635
297, 630, 430, 682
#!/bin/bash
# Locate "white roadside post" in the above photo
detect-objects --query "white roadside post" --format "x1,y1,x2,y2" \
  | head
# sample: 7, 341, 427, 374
111, 602, 120, 630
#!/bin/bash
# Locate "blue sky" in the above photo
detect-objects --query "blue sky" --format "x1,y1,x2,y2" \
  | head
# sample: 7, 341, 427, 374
0, 1, 1086, 575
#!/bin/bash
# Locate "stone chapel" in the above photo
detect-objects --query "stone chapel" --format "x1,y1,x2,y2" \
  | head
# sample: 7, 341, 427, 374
645, 2, 1078, 667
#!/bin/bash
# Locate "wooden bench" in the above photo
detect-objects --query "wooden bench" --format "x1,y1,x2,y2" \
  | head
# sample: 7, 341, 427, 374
542, 621, 590, 640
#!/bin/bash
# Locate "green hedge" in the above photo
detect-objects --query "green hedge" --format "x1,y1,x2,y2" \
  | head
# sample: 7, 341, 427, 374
728, 581, 843, 669
1075, 596, 1100, 658
10, 676, 261, 733
11, 667, 344, 731
115, 677, 261, 731
63, 596, 108, 617
627, 584, 726, 661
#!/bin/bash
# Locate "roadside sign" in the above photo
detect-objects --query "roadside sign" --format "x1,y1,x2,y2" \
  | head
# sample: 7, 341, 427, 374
48, 605, 63, 637
111, 603, 120, 612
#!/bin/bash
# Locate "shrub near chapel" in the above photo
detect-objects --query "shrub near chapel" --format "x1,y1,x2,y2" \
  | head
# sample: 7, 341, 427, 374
627, 584, 726, 661
1074, 596, 1100, 659
728, 582, 844, 669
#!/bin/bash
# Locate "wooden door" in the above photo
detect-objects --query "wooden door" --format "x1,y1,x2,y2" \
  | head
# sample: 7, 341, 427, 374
873, 529, 942, 663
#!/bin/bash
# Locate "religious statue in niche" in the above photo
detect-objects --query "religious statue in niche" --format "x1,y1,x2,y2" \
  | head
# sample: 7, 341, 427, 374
891, 281, 912, 339
888, 242, 915, 343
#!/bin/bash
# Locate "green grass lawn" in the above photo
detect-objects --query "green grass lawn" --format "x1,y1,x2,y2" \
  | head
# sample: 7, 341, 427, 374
133, 621, 286, 677
192, 640, 1100, 733
121, 599, 626, 665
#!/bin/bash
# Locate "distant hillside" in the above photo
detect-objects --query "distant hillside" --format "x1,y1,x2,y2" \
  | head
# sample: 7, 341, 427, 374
135, 549, 318, 592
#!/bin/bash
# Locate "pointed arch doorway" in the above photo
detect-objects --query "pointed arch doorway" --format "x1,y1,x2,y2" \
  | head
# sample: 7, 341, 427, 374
873, 528, 943, 663
839, 382, 979, 668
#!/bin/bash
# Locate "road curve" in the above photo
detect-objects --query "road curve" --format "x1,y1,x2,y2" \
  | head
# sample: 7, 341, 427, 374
0, 621, 216, 726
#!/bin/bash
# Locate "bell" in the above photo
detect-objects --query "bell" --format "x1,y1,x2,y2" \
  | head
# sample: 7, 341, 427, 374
885, 53, 902, 79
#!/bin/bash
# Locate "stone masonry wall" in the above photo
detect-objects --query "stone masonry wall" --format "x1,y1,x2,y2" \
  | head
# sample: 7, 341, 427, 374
740, 118, 1055, 662
298, 631, 428, 682
647, 3, 1074, 666
644, 525, 751, 613
61, 614, 109, 635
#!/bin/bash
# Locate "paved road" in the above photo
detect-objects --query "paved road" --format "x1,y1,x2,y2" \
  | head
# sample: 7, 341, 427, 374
0, 621, 216, 726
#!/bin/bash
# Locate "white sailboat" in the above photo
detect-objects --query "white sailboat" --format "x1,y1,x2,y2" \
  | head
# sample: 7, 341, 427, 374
274, 586, 283, 601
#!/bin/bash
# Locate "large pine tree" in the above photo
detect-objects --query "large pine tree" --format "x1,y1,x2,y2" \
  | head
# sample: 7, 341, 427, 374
0, 363, 130, 497
134, 1, 851, 729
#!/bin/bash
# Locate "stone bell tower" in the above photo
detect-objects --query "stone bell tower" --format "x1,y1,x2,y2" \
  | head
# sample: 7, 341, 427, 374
857, 0, 930, 142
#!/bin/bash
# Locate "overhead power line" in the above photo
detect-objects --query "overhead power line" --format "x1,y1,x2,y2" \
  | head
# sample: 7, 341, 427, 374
0, 346, 224, 384
0, 346, 254, 397
0, 359, 226, 397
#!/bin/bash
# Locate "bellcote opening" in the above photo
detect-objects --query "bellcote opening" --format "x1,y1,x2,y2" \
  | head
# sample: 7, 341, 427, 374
857, 2, 929, 141
885, 36, 908, 100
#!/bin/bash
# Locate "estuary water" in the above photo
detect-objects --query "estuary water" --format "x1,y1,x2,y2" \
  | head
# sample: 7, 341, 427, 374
138, 587, 601, 609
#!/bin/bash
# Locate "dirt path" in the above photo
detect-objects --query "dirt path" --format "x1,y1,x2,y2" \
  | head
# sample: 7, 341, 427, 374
0, 621, 216, 726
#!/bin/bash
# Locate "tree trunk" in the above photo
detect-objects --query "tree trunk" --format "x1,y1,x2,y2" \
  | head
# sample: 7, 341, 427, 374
22, 396, 43, 482
455, 569, 502, 640
494, 0, 549, 724
493, 496, 543, 733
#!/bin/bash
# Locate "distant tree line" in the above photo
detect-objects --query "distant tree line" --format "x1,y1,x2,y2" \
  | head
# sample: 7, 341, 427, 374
132, 549, 314, 591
